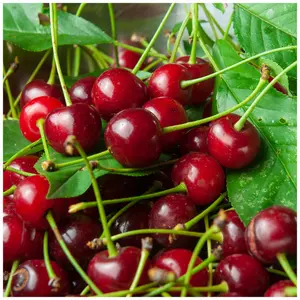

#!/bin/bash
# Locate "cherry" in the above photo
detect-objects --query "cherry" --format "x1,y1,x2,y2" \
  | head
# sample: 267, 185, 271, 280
264, 280, 295, 297
245, 205, 297, 264
179, 126, 209, 155
69, 76, 97, 105
92, 68, 148, 121
143, 97, 188, 151
20, 96, 64, 142
207, 113, 261, 169
49, 214, 102, 270
111, 203, 150, 247
202, 97, 213, 119
149, 194, 197, 248
148, 63, 193, 105
11, 260, 70, 297
23, 228, 44, 260
105, 108, 163, 167
44, 103, 102, 155
214, 254, 270, 296
219, 292, 245, 297
87, 247, 151, 293
20, 79, 63, 108
268, 76, 288, 95
175, 56, 214, 104
172, 152, 225, 206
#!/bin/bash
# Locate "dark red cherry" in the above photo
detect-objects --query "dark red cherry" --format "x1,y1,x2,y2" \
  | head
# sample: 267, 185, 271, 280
92, 68, 148, 121
268, 76, 288, 95
202, 97, 213, 118
264, 280, 295, 297
49, 214, 102, 269
214, 254, 270, 296
20, 96, 64, 142
219, 292, 245, 297
176, 56, 214, 104
11, 259, 70, 297
207, 113, 261, 169
148, 63, 193, 105
23, 228, 44, 260
179, 126, 209, 155
20, 79, 63, 108
69, 76, 97, 105
44, 103, 102, 155
245, 206, 297, 264
105, 108, 163, 167
149, 194, 197, 248
143, 97, 188, 151
87, 247, 151, 293
172, 152, 225, 206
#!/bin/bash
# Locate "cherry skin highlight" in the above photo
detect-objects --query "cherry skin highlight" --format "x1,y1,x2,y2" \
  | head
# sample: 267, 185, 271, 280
264, 280, 295, 297
70, 76, 97, 105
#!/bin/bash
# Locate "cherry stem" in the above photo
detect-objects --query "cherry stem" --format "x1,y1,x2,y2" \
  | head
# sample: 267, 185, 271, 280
43, 231, 57, 279
204, 215, 213, 297
46, 211, 103, 295
267, 267, 289, 278
5, 166, 35, 177
284, 287, 297, 297
142, 58, 163, 72
276, 253, 297, 286
108, 3, 119, 67
36, 118, 51, 161
3, 65, 18, 119
80, 285, 91, 296
3, 185, 17, 197
81, 45, 111, 68
188, 4, 199, 64
49, 3, 72, 106
47, 56, 56, 85
200, 4, 219, 40
223, 11, 233, 40
66, 48, 72, 76
131, 3, 176, 74
3, 56, 19, 83
4, 259, 20, 297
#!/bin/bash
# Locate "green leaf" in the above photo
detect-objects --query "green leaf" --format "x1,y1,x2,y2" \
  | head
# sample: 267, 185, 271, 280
3, 3, 112, 52
4, 120, 43, 162
213, 3, 226, 14
233, 3, 297, 93
185, 105, 204, 122
213, 40, 296, 225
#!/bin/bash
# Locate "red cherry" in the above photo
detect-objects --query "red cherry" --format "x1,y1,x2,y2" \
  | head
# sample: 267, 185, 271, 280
143, 97, 188, 151
87, 247, 151, 293
92, 68, 148, 121
202, 97, 213, 119
207, 113, 261, 169
176, 56, 214, 104
245, 205, 297, 264
70, 77, 97, 105
105, 108, 163, 167
148, 194, 197, 248
20, 79, 63, 108
148, 63, 193, 105
264, 280, 295, 297
268, 76, 288, 95
23, 228, 44, 260
20, 96, 64, 142
44, 103, 102, 155
172, 152, 225, 206
11, 260, 70, 297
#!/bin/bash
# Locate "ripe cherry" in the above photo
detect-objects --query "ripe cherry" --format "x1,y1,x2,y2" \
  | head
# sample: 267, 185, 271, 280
268, 76, 288, 95
87, 247, 151, 293
148, 63, 192, 105
149, 194, 197, 248
202, 98, 213, 119
172, 152, 225, 206
105, 108, 163, 167
143, 97, 188, 151
20, 79, 63, 108
92, 68, 148, 121
69, 76, 96, 105
214, 254, 270, 296
23, 228, 44, 260
264, 280, 295, 297
245, 205, 297, 264
44, 103, 102, 155
11, 260, 70, 297
20, 96, 64, 142
207, 113, 261, 169
176, 56, 214, 104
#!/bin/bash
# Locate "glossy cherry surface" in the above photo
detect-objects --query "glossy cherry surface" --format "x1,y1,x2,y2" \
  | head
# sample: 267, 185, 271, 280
149, 194, 197, 247
148, 63, 192, 105
172, 152, 225, 206
264, 280, 295, 297
20, 79, 63, 108
92, 68, 148, 121
214, 254, 270, 296
176, 56, 214, 104
179, 126, 209, 155
87, 246, 150, 293
105, 108, 163, 167
207, 113, 261, 169
245, 205, 297, 264
11, 260, 70, 297
118, 49, 145, 70
70, 77, 96, 105
20, 96, 64, 142
143, 97, 188, 151
44, 103, 102, 155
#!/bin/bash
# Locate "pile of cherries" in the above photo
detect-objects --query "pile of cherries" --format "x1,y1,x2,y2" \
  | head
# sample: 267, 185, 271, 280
4, 40, 297, 297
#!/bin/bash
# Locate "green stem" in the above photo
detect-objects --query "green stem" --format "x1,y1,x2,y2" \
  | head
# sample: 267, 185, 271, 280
188, 4, 199, 64
72, 46, 81, 77
161, 292, 172, 297
4, 260, 19, 297
3, 65, 17, 118
66, 48, 72, 76
143, 59, 163, 72
284, 287, 297, 297
276, 253, 297, 286
204, 215, 213, 297
43, 231, 57, 279
76, 3, 86, 16
3, 57, 19, 83
47, 56, 56, 85
108, 3, 119, 67
80, 285, 91, 296
49, 3, 72, 106
5, 166, 35, 177
267, 268, 289, 278
81, 45, 109, 68
223, 11, 233, 40
3, 185, 17, 196
36, 119, 51, 161
200, 4, 219, 40
101, 283, 157, 297
46, 211, 103, 295
132, 3, 176, 74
